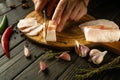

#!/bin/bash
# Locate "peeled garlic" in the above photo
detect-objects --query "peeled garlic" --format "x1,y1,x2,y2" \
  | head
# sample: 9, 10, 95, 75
24, 45, 30, 57
75, 40, 90, 57
91, 50, 107, 64
57, 51, 71, 61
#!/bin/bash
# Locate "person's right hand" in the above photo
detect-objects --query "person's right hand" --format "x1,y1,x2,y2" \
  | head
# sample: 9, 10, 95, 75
33, 0, 89, 32
32, 0, 57, 16
52, 0, 89, 32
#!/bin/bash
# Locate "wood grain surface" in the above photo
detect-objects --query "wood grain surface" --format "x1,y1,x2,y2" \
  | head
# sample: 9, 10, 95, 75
24, 11, 120, 54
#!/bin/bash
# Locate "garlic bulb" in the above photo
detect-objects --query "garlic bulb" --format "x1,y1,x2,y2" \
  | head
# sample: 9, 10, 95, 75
91, 50, 107, 64
75, 40, 90, 57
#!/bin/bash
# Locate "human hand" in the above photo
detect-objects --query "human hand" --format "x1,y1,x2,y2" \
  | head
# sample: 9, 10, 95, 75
32, 0, 57, 16
52, 0, 89, 32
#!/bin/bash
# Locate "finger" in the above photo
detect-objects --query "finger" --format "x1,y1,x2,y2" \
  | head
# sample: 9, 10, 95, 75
57, 0, 76, 32
70, 1, 82, 20
34, 0, 49, 12
74, 2, 87, 21
46, 0, 57, 16
83, 0, 90, 6
33, 0, 38, 9
32, 0, 37, 3
52, 0, 68, 25
34, 0, 41, 12
75, 7, 87, 21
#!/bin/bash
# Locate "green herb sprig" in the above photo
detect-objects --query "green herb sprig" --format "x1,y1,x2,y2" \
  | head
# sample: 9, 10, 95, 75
75, 56, 120, 80
40, 50, 69, 60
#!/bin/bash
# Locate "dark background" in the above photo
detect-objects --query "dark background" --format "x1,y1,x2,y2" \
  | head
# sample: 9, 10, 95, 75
88, 0, 120, 26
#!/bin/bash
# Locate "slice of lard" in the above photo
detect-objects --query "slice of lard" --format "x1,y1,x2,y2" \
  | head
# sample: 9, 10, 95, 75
84, 27, 120, 42
79, 19, 120, 42
46, 20, 56, 41
17, 18, 38, 30
21, 25, 38, 33
79, 19, 119, 30
26, 25, 43, 36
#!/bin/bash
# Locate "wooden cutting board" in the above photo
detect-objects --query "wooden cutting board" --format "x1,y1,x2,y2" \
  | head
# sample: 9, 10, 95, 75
25, 11, 120, 54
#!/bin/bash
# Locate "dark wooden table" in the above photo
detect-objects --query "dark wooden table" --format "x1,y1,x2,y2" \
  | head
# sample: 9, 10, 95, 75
0, 0, 120, 80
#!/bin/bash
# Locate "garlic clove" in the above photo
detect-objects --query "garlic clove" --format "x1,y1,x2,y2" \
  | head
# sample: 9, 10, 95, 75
75, 40, 81, 55
89, 49, 101, 57
75, 40, 80, 48
24, 45, 30, 58
39, 61, 47, 71
91, 50, 107, 64
81, 45, 90, 57
75, 45, 80, 55
75, 40, 90, 57
91, 54, 103, 64
57, 51, 71, 61
39, 61, 47, 73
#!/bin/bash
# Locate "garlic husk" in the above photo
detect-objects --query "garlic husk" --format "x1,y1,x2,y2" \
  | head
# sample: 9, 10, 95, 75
57, 51, 71, 61
24, 45, 30, 57
91, 51, 107, 64
75, 40, 90, 57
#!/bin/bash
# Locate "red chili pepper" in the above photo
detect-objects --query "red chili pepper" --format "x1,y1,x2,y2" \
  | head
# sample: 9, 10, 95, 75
1, 25, 13, 58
